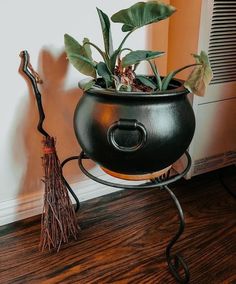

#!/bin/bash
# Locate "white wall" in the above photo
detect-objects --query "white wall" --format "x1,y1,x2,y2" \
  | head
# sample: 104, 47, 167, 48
0, 0, 148, 225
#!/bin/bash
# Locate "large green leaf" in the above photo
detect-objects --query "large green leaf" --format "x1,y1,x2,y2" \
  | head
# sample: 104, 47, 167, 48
184, 51, 213, 97
96, 62, 113, 88
111, 1, 176, 32
97, 8, 113, 57
64, 34, 96, 78
122, 50, 164, 67
136, 75, 156, 90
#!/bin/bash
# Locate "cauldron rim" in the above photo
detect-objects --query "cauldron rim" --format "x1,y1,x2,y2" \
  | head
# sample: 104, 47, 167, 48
84, 78, 189, 98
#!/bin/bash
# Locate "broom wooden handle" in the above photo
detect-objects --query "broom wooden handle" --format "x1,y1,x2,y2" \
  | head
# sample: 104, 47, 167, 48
19, 50, 49, 138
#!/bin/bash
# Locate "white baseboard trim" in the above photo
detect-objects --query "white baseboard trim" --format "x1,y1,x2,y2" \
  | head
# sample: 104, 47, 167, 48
0, 167, 126, 226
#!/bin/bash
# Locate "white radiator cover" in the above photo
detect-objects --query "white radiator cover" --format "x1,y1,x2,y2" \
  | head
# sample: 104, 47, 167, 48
186, 0, 236, 178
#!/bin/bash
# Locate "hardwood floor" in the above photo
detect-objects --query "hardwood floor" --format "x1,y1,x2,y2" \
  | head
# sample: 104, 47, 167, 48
0, 167, 235, 284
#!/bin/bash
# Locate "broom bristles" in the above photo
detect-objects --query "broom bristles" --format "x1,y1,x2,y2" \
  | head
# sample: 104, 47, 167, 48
39, 136, 80, 252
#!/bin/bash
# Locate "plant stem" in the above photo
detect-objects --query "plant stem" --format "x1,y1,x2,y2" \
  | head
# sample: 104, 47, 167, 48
172, 63, 201, 75
83, 41, 114, 74
118, 30, 135, 51
83, 42, 106, 62
119, 48, 132, 54
162, 63, 202, 90
149, 61, 162, 91
110, 30, 135, 72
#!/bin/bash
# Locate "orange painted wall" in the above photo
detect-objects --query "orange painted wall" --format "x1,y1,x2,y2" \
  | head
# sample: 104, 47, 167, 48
168, 0, 203, 79
149, 0, 170, 75
149, 0, 202, 78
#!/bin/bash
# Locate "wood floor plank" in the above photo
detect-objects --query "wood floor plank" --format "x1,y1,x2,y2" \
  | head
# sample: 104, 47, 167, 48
0, 166, 235, 283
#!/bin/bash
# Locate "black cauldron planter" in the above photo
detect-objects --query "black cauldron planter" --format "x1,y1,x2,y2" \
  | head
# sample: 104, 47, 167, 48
74, 78, 195, 178
65, 1, 212, 181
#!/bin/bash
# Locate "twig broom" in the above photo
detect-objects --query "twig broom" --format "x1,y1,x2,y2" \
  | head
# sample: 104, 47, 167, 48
19, 50, 80, 252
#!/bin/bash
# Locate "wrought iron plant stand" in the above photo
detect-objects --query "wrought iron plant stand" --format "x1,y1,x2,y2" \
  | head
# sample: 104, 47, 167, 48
62, 151, 191, 284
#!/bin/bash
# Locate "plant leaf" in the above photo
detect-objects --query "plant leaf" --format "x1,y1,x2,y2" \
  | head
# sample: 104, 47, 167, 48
184, 51, 213, 97
83, 37, 93, 59
69, 53, 96, 67
117, 84, 132, 92
79, 79, 95, 91
109, 49, 120, 72
148, 60, 162, 91
97, 8, 113, 57
96, 62, 113, 88
136, 75, 156, 90
111, 1, 176, 32
162, 70, 178, 91
64, 34, 96, 78
122, 50, 164, 67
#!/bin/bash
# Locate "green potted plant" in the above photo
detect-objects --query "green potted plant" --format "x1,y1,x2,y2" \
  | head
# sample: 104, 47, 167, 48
64, 1, 212, 179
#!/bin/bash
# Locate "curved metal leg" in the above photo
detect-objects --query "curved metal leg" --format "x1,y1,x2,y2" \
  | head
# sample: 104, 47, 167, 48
163, 185, 190, 284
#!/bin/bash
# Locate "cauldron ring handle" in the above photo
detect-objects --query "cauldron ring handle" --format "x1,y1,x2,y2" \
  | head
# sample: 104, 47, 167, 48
107, 119, 147, 152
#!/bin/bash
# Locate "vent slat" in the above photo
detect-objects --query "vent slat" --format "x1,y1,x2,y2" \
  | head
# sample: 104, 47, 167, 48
213, 10, 236, 12
212, 71, 236, 77
209, 37, 236, 42
209, 0, 236, 85
212, 77, 236, 82
210, 34, 236, 39
209, 48, 236, 54
212, 74, 236, 80
212, 76, 236, 82
213, 68, 236, 73
214, 0, 236, 2
212, 21, 236, 25
209, 60, 236, 66
213, 13, 236, 17
211, 66, 236, 71
211, 30, 236, 35
212, 18, 236, 21
213, 69, 236, 73
210, 78, 236, 85
208, 61, 236, 67
213, 19, 236, 22
212, 25, 236, 29
209, 47, 236, 53
211, 79, 236, 85
213, 16, 236, 19
209, 54, 236, 59
209, 44, 236, 49
209, 63, 236, 69
211, 27, 236, 31
214, 7, 236, 10
214, 1, 236, 2
209, 43, 236, 48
